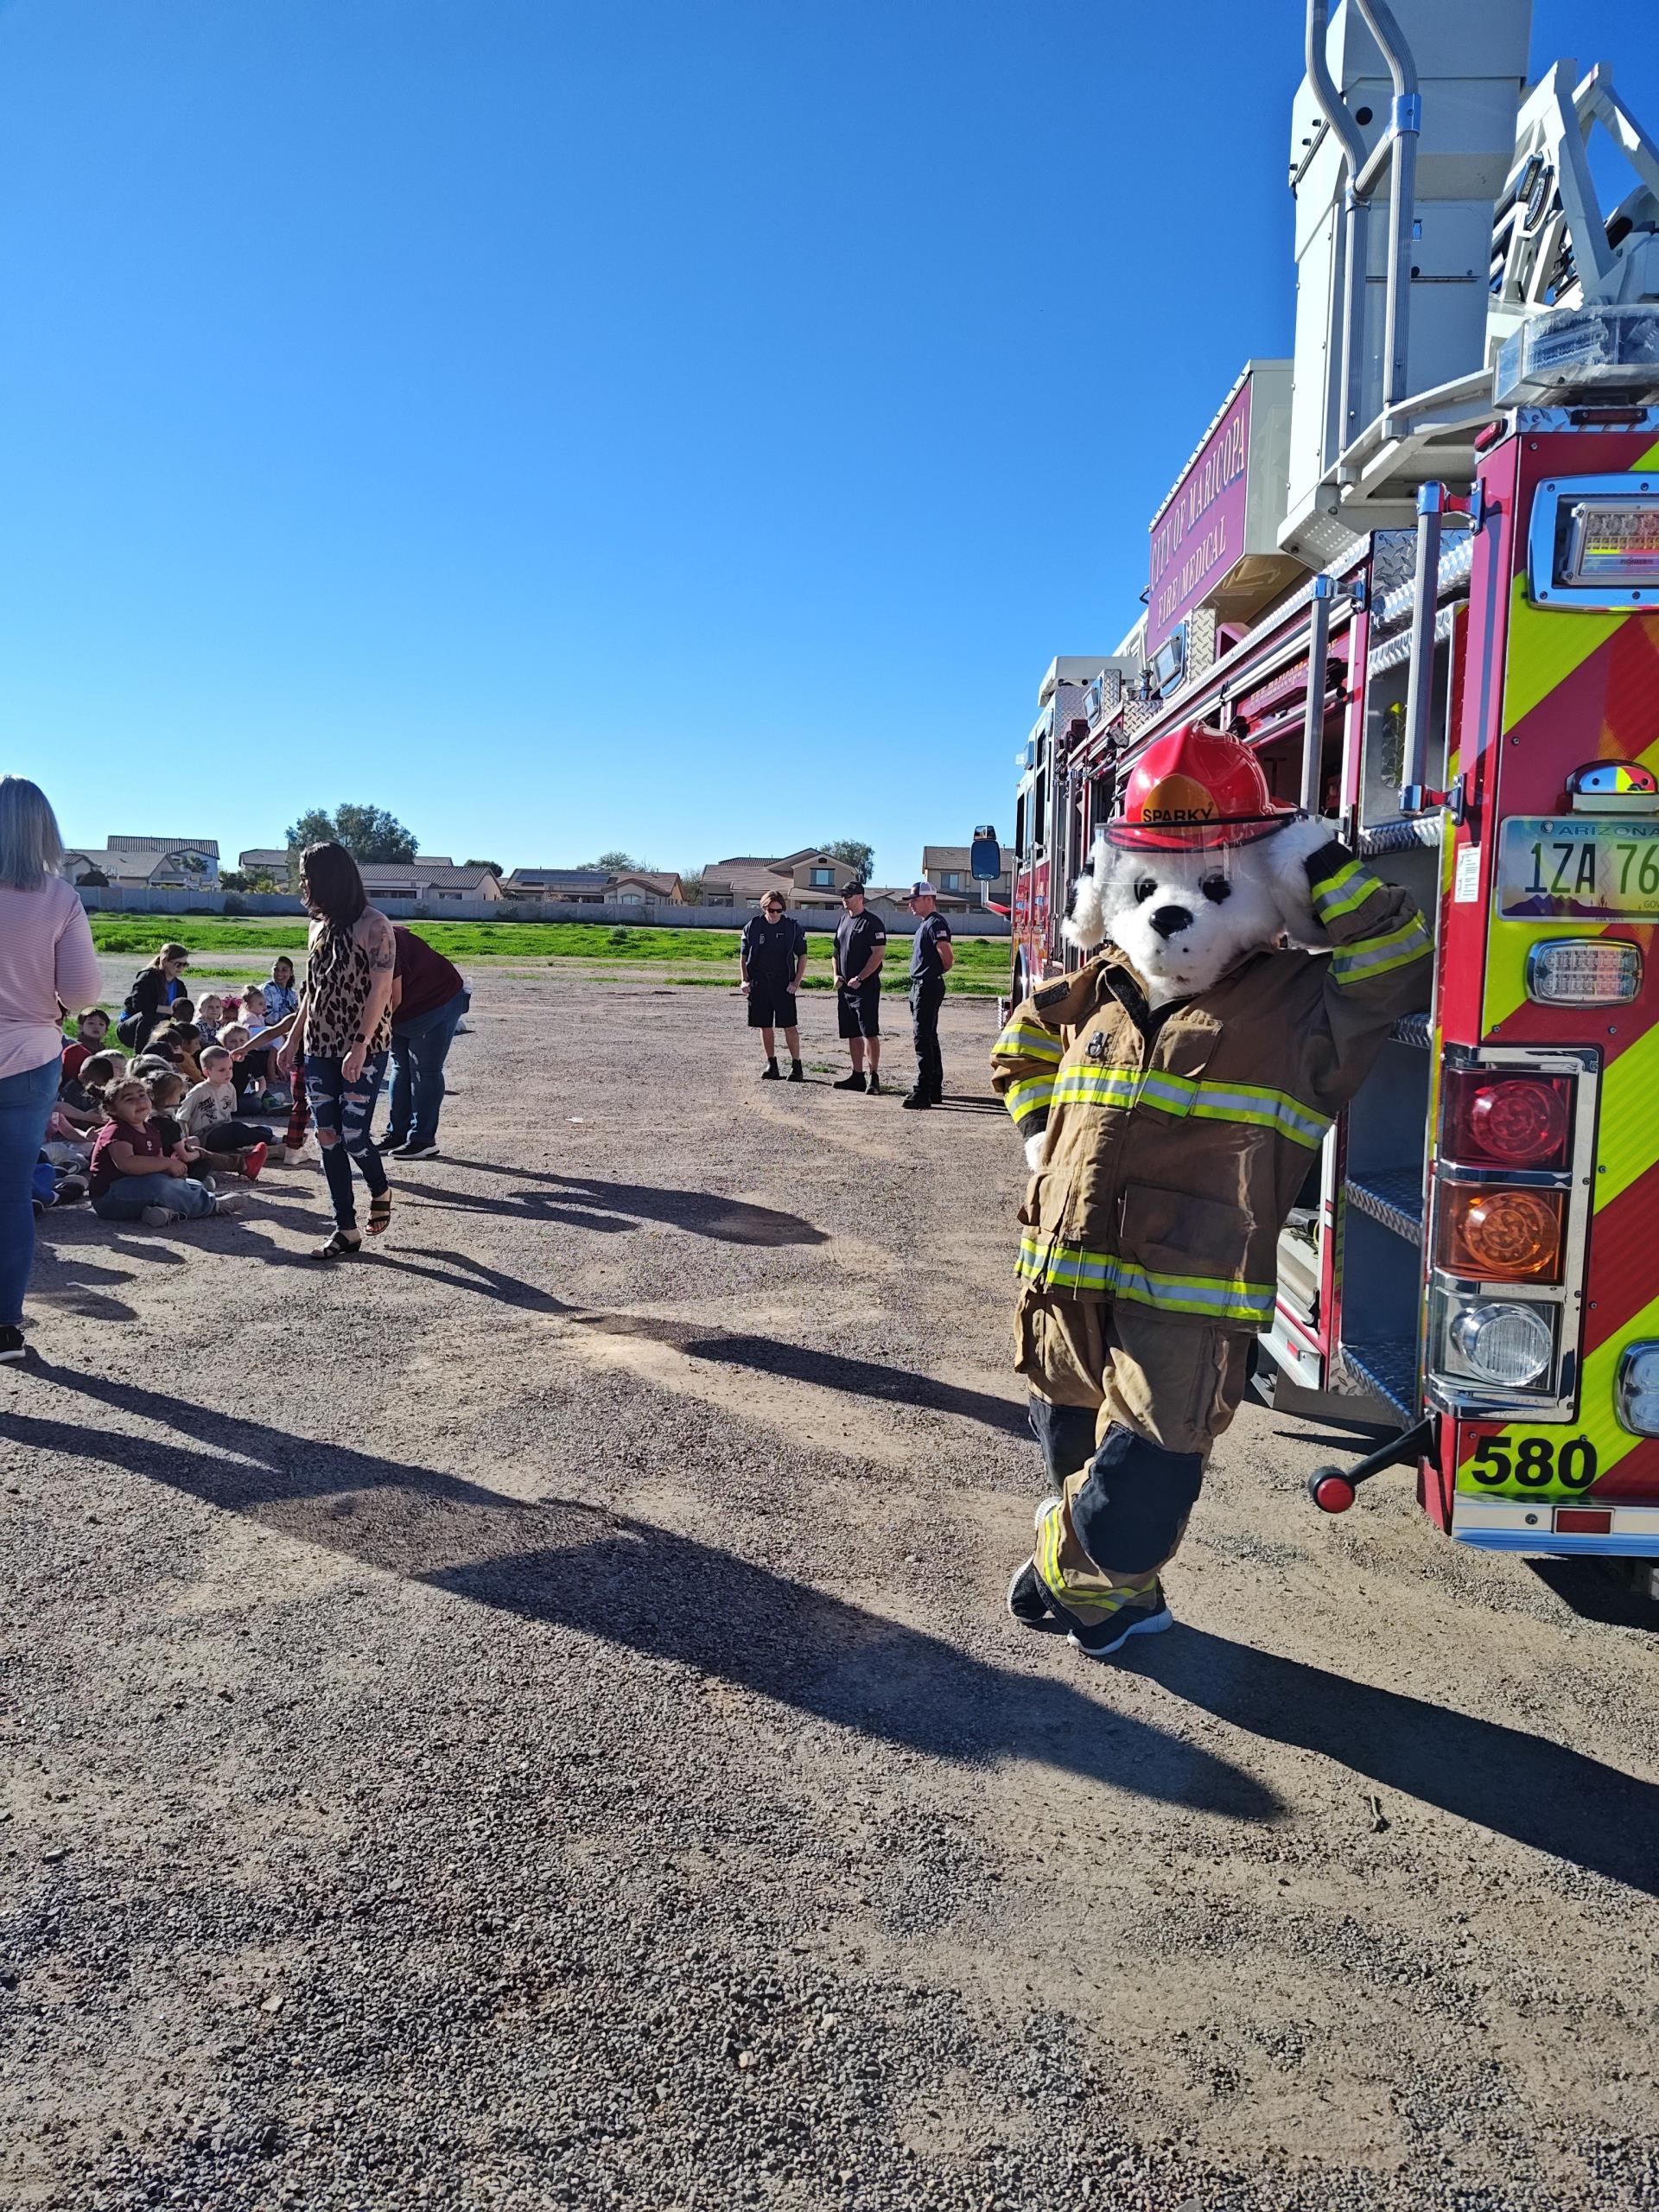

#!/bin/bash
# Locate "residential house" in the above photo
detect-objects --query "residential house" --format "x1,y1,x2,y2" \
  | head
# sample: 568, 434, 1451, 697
922, 844, 1012, 909
502, 868, 684, 905
64, 836, 220, 891
701, 850, 858, 910
355, 861, 503, 904
503, 868, 613, 903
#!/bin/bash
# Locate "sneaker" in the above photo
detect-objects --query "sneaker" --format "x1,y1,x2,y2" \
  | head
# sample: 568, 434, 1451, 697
760, 1062, 780, 1080
1006, 1559, 1052, 1626
900, 1090, 932, 1109
833, 1071, 867, 1092
140, 1205, 170, 1227
241, 1142, 269, 1182
375, 1131, 408, 1153
394, 1141, 440, 1160
1033, 1495, 1063, 1534
866, 1074, 882, 1096
0, 1325, 24, 1364
787, 1064, 804, 1083
1067, 1593, 1174, 1659
211, 1193, 246, 1217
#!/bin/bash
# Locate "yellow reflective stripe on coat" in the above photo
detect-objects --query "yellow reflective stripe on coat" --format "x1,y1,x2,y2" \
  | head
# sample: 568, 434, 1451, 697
1004, 1074, 1056, 1126
1015, 1234, 1274, 1325
993, 1020, 1064, 1064
1052, 1065, 1330, 1150
1311, 861, 1375, 924
1330, 913, 1433, 987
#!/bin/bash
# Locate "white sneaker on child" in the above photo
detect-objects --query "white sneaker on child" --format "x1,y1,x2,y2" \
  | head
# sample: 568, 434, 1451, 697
140, 1206, 170, 1227
212, 1193, 246, 1216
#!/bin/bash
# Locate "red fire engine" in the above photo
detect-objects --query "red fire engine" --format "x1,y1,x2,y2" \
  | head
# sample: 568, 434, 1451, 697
1001, 2, 1659, 1595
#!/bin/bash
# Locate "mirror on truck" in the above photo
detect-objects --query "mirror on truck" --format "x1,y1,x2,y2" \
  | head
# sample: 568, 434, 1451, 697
970, 826, 1002, 880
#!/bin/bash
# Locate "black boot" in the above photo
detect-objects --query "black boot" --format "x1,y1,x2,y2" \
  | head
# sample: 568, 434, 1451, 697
760, 1058, 780, 1080
787, 1062, 804, 1082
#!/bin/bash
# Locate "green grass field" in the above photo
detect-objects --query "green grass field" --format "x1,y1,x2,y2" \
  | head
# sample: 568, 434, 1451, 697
87, 915, 1011, 993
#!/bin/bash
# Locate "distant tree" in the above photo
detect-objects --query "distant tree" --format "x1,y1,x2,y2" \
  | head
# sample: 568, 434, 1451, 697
78, 866, 109, 887
679, 868, 704, 906
287, 804, 419, 864
825, 838, 875, 881
219, 870, 251, 893
463, 858, 504, 876
585, 849, 644, 872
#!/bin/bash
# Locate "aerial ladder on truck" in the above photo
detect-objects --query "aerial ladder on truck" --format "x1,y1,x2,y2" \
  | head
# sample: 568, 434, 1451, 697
1000, 0, 1659, 1599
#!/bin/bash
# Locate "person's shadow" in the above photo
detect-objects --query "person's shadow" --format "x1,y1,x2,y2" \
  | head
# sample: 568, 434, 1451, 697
406, 1165, 827, 1247
14, 1362, 1268, 1818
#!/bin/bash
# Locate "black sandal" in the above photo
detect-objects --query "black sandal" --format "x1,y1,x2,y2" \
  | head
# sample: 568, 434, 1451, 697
314, 1230, 363, 1261
367, 1191, 392, 1237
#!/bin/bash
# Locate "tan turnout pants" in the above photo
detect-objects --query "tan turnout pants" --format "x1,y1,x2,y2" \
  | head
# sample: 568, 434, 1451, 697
1014, 1286, 1253, 1621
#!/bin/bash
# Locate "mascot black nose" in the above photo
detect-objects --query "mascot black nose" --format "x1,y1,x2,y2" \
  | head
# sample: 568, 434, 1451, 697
1148, 905, 1192, 940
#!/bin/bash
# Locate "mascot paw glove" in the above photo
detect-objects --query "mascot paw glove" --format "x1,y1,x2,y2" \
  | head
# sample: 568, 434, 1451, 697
1264, 815, 1345, 944
1024, 1129, 1050, 1173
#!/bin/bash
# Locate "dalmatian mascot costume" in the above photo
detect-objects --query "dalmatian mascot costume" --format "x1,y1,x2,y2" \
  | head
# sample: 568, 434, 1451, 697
991, 722, 1432, 1656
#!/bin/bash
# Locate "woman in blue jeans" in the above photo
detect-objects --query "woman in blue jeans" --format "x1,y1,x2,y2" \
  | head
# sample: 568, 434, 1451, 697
0, 777, 104, 1362
277, 842, 397, 1260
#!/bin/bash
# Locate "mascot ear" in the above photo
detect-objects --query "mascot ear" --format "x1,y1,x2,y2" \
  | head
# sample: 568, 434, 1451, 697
1062, 833, 1111, 951
1262, 815, 1341, 947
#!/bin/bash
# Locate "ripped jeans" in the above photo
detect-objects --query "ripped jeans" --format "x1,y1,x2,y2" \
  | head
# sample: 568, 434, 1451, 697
304, 1052, 390, 1233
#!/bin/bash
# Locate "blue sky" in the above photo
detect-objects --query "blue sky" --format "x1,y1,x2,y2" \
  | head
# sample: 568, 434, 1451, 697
2, 0, 1653, 885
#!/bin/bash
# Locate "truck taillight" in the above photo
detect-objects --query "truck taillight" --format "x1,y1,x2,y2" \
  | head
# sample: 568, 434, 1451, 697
1436, 1185, 1565, 1282
1444, 1070, 1572, 1169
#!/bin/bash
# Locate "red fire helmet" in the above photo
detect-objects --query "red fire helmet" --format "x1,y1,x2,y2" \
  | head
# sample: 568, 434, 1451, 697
1105, 722, 1296, 850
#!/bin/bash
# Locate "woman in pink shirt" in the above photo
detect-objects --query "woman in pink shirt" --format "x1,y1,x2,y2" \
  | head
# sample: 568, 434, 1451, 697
0, 778, 103, 1362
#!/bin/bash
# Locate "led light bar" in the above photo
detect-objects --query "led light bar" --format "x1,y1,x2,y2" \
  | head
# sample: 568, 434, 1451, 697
1566, 499, 1659, 585
1525, 938, 1643, 1006
1497, 304, 1659, 406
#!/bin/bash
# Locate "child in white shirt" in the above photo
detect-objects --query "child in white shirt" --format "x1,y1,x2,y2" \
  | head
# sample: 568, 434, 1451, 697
181, 1046, 285, 1177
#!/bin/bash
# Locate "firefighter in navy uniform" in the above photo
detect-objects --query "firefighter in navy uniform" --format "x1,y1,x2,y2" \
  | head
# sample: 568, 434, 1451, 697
833, 881, 887, 1094
902, 879, 954, 1108
990, 723, 1433, 1657
740, 889, 810, 1081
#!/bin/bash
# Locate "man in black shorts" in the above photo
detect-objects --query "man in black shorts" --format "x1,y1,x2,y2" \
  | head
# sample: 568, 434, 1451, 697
740, 890, 809, 1079
832, 881, 887, 1094
902, 879, 954, 1108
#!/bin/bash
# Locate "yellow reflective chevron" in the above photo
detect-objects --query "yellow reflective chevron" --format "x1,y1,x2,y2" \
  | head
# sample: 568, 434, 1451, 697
1501, 573, 1628, 735
1015, 1233, 1275, 1324
1592, 1021, 1659, 1210
1311, 860, 1376, 924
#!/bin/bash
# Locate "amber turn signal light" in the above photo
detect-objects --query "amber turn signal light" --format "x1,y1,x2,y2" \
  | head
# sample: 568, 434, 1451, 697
1436, 1185, 1564, 1282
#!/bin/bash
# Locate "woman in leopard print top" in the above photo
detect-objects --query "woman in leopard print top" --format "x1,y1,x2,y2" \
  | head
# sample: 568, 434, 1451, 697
278, 842, 397, 1258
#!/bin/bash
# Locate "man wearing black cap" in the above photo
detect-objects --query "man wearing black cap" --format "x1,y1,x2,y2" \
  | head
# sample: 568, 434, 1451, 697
832, 881, 886, 1094
740, 889, 809, 1081
902, 880, 954, 1108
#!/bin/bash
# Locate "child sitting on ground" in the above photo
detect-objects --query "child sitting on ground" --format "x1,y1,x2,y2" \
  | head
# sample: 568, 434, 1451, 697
194, 993, 226, 1048
88, 1075, 242, 1226
53, 1050, 120, 1141
181, 1046, 282, 1178
61, 1007, 112, 1083
264, 957, 299, 1028
149, 1020, 204, 1084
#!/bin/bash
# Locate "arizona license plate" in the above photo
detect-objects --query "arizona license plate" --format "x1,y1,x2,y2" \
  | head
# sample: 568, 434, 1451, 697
1497, 817, 1659, 920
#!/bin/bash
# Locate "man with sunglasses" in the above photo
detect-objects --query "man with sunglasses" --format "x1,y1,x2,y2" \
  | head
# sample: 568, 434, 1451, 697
740, 891, 810, 1081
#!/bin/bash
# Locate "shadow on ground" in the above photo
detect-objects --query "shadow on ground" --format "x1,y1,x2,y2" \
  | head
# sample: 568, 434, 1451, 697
18, 1362, 1268, 1818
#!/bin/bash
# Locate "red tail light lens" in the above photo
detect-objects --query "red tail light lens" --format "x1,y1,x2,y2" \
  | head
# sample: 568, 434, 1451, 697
1437, 1185, 1564, 1281
1446, 1071, 1571, 1169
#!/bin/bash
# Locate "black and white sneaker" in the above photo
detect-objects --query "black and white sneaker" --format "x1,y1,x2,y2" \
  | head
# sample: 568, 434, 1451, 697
1006, 1559, 1052, 1627
1067, 1592, 1174, 1659
0, 1325, 25, 1364
900, 1090, 932, 1109
866, 1074, 882, 1096
394, 1141, 440, 1160
375, 1131, 408, 1153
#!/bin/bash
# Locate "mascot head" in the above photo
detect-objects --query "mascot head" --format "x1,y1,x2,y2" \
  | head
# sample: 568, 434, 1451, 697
1064, 721, 1331, 1001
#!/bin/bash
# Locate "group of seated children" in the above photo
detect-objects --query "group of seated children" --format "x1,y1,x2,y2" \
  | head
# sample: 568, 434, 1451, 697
41, 959, 310, 1230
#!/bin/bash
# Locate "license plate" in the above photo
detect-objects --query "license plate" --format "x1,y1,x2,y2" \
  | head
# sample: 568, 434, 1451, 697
1497, 817, 1659, 920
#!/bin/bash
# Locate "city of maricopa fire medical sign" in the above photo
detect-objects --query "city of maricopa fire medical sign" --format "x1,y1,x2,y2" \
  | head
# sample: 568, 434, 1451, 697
1145, 360, 1297, 660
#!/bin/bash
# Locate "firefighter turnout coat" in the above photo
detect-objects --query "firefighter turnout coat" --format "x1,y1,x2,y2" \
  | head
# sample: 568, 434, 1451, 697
991, 843, 1433, 1339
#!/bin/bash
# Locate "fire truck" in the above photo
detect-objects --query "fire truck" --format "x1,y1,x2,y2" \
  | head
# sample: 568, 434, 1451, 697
1003, 0, 1659, 1592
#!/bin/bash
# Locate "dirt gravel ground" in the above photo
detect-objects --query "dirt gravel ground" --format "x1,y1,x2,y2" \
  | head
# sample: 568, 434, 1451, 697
4, 972, 1658, 2212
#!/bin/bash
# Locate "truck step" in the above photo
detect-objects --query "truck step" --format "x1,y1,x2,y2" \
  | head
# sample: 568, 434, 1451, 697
1334, 1339, 1418, 1425
1344, 1168, 1425, 1243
